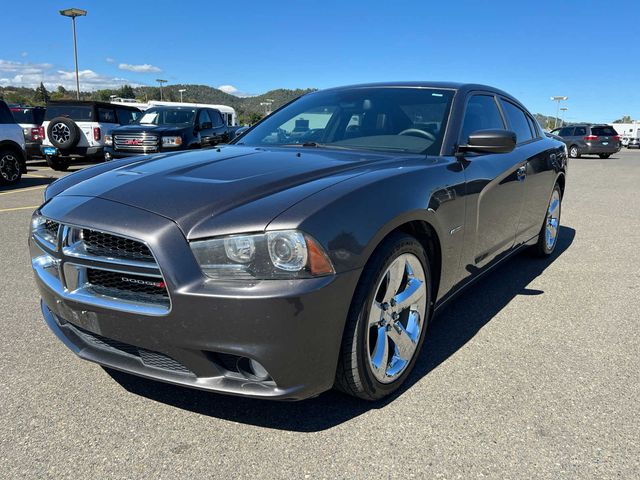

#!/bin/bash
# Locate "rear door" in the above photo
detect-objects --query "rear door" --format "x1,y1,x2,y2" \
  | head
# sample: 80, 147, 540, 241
459, 93, 526, 267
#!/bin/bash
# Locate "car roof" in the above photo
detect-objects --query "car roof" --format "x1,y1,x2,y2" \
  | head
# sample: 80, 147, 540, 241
320, 81, 513, 96
46, 100, 141, 111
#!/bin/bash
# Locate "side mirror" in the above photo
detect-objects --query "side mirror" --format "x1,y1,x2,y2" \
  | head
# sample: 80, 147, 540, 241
458, 129, 516, 154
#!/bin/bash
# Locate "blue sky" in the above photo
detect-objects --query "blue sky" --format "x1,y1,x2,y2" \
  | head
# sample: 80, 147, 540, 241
2, 0, 637, 122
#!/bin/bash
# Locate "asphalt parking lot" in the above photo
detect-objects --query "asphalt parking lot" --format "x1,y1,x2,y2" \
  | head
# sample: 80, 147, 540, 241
1, 151, 639, 479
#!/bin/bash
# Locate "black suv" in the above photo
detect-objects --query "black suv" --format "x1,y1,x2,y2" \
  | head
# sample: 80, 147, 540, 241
105, 106, 233, 159
549, 124, 620, 158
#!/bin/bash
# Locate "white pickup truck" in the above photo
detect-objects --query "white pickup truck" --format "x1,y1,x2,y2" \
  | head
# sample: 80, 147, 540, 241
41, 100, 142, 171
0, 100, 27, 185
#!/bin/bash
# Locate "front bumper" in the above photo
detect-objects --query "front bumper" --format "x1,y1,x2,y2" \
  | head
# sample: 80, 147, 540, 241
104, 146, 184, 159
581, 143, 619, 154
31, 195, 359, 400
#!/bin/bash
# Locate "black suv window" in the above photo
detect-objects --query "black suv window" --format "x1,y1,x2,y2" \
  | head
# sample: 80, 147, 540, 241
0, 101, 17, 124
574, 126, 587, 136
460, 95, 505, 143
558, 127, 574, 136
116, 108, 140, 125
210, 110, 224, 128
499, 99, 533, 144
591, 126, 618, 137
98, 108, 116, 123
198, 110, 212, 127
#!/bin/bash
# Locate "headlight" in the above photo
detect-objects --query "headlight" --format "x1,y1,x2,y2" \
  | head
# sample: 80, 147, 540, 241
190, 230, 334, 280
104, 134, 113, 146
162, 136, 183, 147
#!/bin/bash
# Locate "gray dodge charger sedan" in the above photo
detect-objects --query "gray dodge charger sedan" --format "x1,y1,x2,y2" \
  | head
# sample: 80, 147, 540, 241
30, 82, 567, 401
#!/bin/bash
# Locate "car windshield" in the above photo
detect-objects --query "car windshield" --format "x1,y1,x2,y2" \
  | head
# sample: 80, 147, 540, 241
137, 108, 196, 125
235, 87, 455, 155
45, 105, 93, 121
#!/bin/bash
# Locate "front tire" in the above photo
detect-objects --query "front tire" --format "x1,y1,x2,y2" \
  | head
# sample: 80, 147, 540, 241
532, 183, 562, 257
569, 145, 580, 158
0, 148, 23, 185
335, 233, 431, 401
45, 155, 70, 172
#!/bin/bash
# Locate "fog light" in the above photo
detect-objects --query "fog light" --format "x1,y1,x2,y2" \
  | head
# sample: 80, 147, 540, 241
237, 357, 271, 381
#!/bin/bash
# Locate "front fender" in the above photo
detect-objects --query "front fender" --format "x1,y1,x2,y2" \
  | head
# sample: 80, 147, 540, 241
268, 157, 467, 300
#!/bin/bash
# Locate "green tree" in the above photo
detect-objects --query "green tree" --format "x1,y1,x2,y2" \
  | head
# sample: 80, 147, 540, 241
33, 82, 50, 104
120, 84, 135, 98
612, 115, 633, 123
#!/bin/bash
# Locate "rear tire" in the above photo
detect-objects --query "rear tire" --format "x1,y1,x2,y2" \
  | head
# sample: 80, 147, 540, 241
335, 232, 432, 401
532, 183, 562, 257
45, 155, 70, 172
0, 148, 23, 185
569, 145, 580, 158
599, 153, 611, 159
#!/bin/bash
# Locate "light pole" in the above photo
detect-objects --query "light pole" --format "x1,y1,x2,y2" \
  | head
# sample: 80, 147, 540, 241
178, 88, 186, 102
156, 79, 167, 100
59, 8, 87, 100
560, 107, 568, 127
550, 96, 568, 128
260, 99, 274, 116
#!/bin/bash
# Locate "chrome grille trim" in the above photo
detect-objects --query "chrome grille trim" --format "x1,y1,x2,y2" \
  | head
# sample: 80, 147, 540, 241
30, 220, 171, 316
113, 133, 158, 152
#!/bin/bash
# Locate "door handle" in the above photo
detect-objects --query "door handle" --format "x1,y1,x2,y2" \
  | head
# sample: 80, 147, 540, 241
516, 165, 526, 182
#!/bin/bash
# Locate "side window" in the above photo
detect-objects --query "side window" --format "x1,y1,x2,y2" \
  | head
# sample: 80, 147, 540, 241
210, 110, 224, 128
98, 108, 116, 123
460, 95, 505, 143
116, 109, 138, 125
198, 110, 211, 127
558, 127, 574, 136
574, 126, 587, 136
499, 99, 533, 144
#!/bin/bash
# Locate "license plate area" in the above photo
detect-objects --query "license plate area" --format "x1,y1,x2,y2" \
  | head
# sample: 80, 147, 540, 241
43, 147, 58, 155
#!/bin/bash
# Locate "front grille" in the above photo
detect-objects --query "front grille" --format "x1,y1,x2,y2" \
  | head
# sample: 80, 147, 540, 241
32, 217, 170, 314
67, 322, 193, 375
86, 268, 169, 305
82, 229, 154, 262
114, 133, 158, 152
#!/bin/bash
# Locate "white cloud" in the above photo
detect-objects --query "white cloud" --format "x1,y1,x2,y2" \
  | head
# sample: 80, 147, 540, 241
21, 52, 28, 58
105, 57, 115, 63
118, 63, 161, 73
0, 59, 141, 90
218, 84, 239, 95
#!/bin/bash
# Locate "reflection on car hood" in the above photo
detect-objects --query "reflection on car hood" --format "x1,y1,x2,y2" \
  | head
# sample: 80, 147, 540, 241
53, 145, 398, 236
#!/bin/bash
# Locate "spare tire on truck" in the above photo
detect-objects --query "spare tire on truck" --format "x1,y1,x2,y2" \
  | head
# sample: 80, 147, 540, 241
47, 117, 80, 149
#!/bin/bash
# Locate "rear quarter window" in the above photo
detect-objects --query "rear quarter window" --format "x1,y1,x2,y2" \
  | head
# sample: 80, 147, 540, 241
499, 99, 533, 144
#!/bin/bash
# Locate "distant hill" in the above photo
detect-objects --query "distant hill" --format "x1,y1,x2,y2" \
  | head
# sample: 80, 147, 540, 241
0, 83, 316, 124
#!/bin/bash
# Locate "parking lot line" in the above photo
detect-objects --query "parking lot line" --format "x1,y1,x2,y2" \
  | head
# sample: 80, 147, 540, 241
0, 205, 38, 213
0, 185, 47, 196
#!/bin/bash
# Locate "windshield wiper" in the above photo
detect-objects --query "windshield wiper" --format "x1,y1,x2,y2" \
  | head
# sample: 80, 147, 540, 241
279, 142, 352, 150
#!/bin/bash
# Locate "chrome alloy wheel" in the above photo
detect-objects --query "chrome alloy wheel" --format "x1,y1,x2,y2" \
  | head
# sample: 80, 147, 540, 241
366, 253, 427, 383
51, 122, 71, 144
545, 189, 561, 249
0, 153, 20, 182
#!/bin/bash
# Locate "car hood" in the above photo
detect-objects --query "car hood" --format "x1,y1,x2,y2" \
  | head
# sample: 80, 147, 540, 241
112, 124, 188, 135
53, 145, 396, 238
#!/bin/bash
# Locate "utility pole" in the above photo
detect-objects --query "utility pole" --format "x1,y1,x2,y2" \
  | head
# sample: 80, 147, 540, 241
59, 8, 87, 100
179, 88, 186, 103
156, 79, 167, 100
560, 107, 568, 127
550, 96, 568, 128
